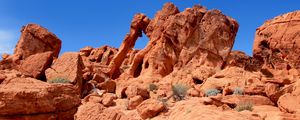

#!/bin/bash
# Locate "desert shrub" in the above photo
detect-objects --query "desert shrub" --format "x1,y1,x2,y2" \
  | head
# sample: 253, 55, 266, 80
48, 77, 70, 84
205, 88, 221, 97
233, 87, 244, 95
235, 102, 253, 112
149, 83, 158, 92
172, 84, 189, 101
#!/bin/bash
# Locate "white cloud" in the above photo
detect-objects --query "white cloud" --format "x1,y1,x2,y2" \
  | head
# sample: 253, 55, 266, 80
0, 30, 18, 55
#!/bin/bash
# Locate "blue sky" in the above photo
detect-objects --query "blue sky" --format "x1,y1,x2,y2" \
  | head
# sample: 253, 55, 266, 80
0, 0, 299, 56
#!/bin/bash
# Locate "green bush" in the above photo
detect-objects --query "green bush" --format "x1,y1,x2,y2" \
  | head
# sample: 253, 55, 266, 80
235, 102, 253, 112
233, 87, 244, 95
205, 88, 220, 97
172, 84, 188, 101
48, 78, 70, 84
149, 83, 158, 92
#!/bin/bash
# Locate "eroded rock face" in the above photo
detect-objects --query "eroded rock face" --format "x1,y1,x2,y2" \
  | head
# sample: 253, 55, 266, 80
225, 51, 250, 69
83, 46, 118, 65
0, 78, 80, 119
253, 11, 300, 71
80, 45, 138, 81
250, 11, 300, 115
125, 3, 238, 78
224, 51, 263, 71
108, 13, 150, 79
14, 23, 61, 60
45, 52, 84, 94
18, 51, 53, 79
200, 67, 263, 94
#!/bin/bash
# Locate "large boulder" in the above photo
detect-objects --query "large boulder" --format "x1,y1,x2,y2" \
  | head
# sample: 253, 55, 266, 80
75, 102, 105, 120
101, 93, 117, 107
128, 95, 144, 110
278, 93, 300, 114
14, 23, 61, 60
74, 101, 133, 120
125, 85, 149, 99
137, 99, 165, 119
253, 11, 300, 71
96, 79, 116, 93
266, 83, 294, 103
0, 78, 81, 119
18, 51, 53, 79
277, 80, 300, 113
45, 52, 84, 94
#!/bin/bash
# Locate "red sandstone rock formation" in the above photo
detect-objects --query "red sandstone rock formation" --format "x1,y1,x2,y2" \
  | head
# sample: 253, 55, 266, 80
0, 78, 80, 119
120, 3, 238, 79
0, 2, 300, 120
108, 13, 150, 79
79, 45, 138, 81
253, 11, 300, 71
277, 80, 300, 114
0, 24, 61, 70
18, 51, 53, 79
137, 99, 165, 119
45, 52, 84, 95
14, 24, 61, 60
